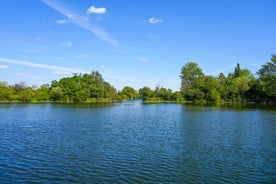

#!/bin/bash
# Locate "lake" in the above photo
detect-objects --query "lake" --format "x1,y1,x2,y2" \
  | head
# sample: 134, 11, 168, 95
0, 102, 275, 183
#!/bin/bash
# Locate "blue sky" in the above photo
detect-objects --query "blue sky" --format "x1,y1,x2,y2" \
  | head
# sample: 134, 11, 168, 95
0, 0, 275, 91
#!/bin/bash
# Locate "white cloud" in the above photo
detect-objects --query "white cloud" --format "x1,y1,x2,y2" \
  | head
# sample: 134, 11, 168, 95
148, 17, 163, 24
56, 19, 67, 24
0, 58, 89, 74
251, 63, 259, 67
53, 70, 72, 75
41, 0, 117, 46
137, 58, 149, 63
87, 6, 106, 14
0, 65, 8, 69
16, 73, 40, 79
61, 41, 72, 47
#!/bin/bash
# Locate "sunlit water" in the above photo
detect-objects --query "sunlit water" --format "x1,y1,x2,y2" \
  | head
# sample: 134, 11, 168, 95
0, 102, 275, 183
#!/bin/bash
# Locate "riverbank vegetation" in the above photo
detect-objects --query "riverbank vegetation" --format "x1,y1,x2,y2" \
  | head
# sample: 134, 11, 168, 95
180, 55, 276, 104
0, 55, 275, 104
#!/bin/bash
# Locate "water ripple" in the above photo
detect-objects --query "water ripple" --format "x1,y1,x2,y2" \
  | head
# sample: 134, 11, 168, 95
0, 103, 275, 183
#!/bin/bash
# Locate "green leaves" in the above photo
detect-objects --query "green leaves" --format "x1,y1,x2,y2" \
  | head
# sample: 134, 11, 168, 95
257, 55, 276, 100
180, 62, 203, 88
121, 86, 139, 100
180, 62, 261, 103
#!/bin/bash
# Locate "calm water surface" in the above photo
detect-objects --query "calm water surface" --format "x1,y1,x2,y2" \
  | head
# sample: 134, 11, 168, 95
0, 102, 275, 183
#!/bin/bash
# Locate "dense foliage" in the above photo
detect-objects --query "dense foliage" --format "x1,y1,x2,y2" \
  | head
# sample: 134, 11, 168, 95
139, 86, 183, 102
0, 71, 118, 102
180, 55, 276, 104
0, 55, 275, 104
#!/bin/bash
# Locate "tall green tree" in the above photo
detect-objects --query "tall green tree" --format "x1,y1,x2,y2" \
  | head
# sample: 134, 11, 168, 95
234, 63, 241, 78
227, 63, 256, 102
180, 62, 203, 91
180, 62, 203, 101
257, 55, 276, 101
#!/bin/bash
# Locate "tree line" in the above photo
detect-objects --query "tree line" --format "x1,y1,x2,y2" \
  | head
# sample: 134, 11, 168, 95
180, 55, 275, 104
0, 55, 275, 104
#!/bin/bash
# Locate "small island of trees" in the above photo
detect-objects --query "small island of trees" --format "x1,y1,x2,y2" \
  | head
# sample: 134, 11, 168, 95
0, 55, 275, 104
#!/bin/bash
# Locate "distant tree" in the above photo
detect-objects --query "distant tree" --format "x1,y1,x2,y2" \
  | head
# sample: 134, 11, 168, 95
234, 63, 241, 78
19, 87, 33, 102
48, 71, 117, 102
180, 62, 204, 101
121, 86, 139, 99
154, 87, 173, 101
10, 82, 34, 102
171, 91, 184, 102
180, 62, 203, 91
50, 86, 64, 101
13, 82, 27, 94
218, 73, 228, 102
226, 63, 256, 102
185, 75, 221, 103
0, 82, 11, 101
139, 86, 153, 100
35, 84, 50, 101
257, 55, 276, 101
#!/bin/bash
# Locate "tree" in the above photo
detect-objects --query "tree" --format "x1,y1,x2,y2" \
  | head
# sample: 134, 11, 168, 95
180, 62, 203, 91
48, 71, 118, 102
234, 63, 241, 78
257, 55, 276, 101
121, 86, 139, 99
35, 84, 50, 101
218, 73, 228, 102
19, 87, 34, 102
50, 86, 64, 101
139, 86, 153, 100
171, 91, 184, 102
180, 62, 204, 101
11, 82, 34, 102
157, 87, 172, 101
190, 75, 221, 102
0, 82, 11, 101
227, 63, 256, 102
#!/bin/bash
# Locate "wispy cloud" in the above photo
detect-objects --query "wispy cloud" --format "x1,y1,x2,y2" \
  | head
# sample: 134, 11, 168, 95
56, 19, 67, 24
149, 34, 161, 39
147, 17, 163, 24
0, 58, 89, 74
16, 73, 40, 79
0, 65, 8, 69
22, 48, 43, 53
57, 57, 64, 60
75, 54, 88, 59
53, 70, 72, 75
251, 63, 259, 67
34, 36, 46, 41
137, 58, 149, 63
87, 6, 106, 14
41, 0, 117, 46
61, 41, 72, 47
209, 63, 236, 75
